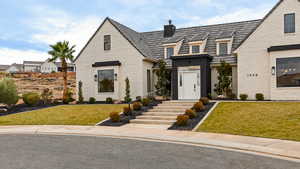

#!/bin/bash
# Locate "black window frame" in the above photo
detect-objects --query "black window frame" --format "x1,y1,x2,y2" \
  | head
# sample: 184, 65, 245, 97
276, 57, 300, 88
98, 69, 114, 93
147, 69, 151, 93
284, 13, 296, 34
104, 35, 111, 51
191, 45, 200, 54
219, 42, 228, 55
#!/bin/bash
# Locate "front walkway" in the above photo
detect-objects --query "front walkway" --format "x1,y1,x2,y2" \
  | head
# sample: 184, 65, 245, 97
0, 125, 299, 162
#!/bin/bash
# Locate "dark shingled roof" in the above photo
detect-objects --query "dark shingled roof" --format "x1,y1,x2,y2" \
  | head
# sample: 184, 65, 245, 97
108, 18, 261, 61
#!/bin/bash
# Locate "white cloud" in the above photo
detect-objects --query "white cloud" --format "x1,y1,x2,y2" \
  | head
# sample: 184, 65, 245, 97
27, 6, 103, 56
0, 48, 48, 65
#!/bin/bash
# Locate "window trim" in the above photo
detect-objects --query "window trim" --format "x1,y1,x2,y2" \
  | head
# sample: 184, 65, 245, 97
165, 47, 174, 59
218, 42, 229, 55
191, 45, 201, 54
276, 57, 300, 88
284, 13, 296, 34
98, 69, 115, 93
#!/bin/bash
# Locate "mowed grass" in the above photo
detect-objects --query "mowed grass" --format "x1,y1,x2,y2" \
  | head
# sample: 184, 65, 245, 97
197, 102, 300, 142
0, 104, 127, 126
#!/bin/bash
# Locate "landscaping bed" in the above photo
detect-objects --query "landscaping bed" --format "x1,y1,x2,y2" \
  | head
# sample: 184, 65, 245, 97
197, 102, 300, 142
98, 101, 161, 127
168, 102, 215, 131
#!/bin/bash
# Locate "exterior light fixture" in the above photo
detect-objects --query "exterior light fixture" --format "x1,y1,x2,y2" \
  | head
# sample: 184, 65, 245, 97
94, 74, 98, 82
271, 66, 276, 76
114, 73, 118, 81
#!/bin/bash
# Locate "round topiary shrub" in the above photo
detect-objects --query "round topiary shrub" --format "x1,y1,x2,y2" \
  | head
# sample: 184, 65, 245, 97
106, 97, 113, 104
240, 94, 248, 101
22, 92, 40, 106
123, 106, 132, 116
132, 102, 142, 111
89, 97, 96, 104
199, 97, 209, 105
255, 93, 264, 101
185, 109, 197, 119
110, 112, 120, 122
141, 98, 150, 107
193, 102, 205, 112
176, 115, 189, 126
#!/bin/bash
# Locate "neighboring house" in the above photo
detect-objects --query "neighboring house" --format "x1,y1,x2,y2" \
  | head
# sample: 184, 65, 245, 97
0, 65, 9, 72
41, 61, 58, 73
75, 0, 300, 101
55, 62, 76, 72
23, 61, 44, 72
6, 63, 23, 73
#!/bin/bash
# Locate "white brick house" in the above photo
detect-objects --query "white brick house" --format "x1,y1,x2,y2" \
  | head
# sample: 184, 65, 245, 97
75, 0, 300, 101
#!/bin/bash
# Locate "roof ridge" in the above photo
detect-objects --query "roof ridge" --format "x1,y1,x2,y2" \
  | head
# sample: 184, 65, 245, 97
141, 19, 262, 34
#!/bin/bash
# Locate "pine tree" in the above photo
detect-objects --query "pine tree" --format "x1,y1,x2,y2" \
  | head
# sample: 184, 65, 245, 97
124, 77, 132, 103
78, 81, 84, 103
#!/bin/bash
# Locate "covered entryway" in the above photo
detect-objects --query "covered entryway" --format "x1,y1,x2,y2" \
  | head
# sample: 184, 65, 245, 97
171, 54, 212, 100
178, 69, 201, 100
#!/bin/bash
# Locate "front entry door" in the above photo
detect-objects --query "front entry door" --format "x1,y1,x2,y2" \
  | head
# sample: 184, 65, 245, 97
179, 70, 201, 100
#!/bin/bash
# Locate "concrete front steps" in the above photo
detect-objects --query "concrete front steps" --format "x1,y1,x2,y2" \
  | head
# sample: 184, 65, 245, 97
130, 101, 196, 126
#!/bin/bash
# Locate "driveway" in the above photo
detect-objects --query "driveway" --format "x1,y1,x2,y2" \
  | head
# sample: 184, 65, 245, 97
0, 135, 299, 169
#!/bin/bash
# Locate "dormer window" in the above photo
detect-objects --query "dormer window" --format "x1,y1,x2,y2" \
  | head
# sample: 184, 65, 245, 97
166, 47, 174, 59
219, 42, 228, 55
192, 45, 200, 54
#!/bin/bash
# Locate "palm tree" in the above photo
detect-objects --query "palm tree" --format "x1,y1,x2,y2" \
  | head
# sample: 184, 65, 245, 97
48, 41, 75, 103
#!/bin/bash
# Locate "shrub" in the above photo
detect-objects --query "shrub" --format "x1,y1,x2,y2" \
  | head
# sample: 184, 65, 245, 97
132, 102, 142, 111
141, 98, 150, 106
256, 93, 264, 101
176, 115, 189, 126
193, 102, 205, 112
63, 89, 75, 104
136, 96, 142, 102
123, 106, 132, 116
124, 77, 132, 103
106, 97, 113, 104
89, 97, 96, 104
240, 94, 248, 101
41, 88, 53, 104
110, 112, 120, 123
0, 78, 19, 107
185, 109, 197, 119
23, 92, 40, 106
78, 81, 84, 104
199, 97, 209, 105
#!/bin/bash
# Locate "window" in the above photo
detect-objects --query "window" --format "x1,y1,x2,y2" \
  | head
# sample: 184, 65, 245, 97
166, 47, 174, 58
276, 57, 300, 87
104, 35, 111, 50
98, 69, 114, 92
147, 70, 151, 92
219, 43, 228, 55
191, 45, 200, 54
284, 13, 295, 33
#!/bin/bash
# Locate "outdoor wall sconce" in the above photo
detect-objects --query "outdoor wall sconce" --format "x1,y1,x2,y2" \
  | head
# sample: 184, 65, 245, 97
271, 66, 276, 76
94, 74, 98, 82
114, 73, 118, 81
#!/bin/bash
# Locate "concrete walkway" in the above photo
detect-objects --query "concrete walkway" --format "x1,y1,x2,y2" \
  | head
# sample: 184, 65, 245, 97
0, 125, 299, 162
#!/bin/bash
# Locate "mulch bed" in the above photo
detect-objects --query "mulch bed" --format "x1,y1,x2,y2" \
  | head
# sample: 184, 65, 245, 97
168, 102, 216, 131
98, 101, 161, 127
0, 104, 62, 117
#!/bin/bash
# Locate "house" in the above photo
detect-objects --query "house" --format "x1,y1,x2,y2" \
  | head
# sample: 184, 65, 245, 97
6, 63, 23, 73
23, 61, 44, 72
75, 0, 300, 101
0, 65, 9, 72
40, 61, 58, 73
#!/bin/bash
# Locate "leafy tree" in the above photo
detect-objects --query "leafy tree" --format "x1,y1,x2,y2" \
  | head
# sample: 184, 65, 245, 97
155, 59, 171, 97
0, 78, 19, 108
124, 77, 132, 103
48, 41, 75, 103
214, 61, 232, 96
78, 81, 84, 103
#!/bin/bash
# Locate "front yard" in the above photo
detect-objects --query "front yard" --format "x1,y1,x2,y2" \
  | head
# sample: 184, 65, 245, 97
0, 104, 127, 126
197, 102, 300, 142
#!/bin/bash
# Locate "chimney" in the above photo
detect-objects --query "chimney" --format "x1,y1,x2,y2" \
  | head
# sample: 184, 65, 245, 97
164, 20, 176, 38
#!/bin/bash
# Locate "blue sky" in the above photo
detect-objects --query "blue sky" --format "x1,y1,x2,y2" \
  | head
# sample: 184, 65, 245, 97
0, 0, 278, 65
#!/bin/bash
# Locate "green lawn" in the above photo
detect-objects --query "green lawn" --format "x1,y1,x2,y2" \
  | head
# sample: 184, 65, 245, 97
197, 102, 300, 142
0, 104, 127, 126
